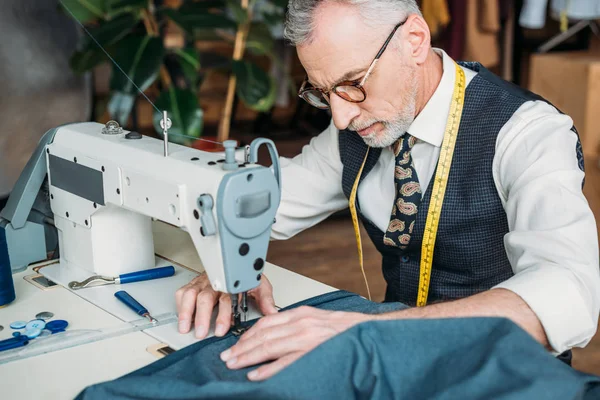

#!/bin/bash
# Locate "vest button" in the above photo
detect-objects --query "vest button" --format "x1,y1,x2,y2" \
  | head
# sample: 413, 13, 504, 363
401, 255, 410, 263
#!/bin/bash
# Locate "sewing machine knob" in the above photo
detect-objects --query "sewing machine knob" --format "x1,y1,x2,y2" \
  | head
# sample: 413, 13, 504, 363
198, 194, 216, 236
222, 140, 238, 171
101, 120, 123, 135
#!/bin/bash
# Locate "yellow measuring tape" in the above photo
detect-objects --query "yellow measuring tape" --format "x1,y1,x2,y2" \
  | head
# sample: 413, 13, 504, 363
349, 147, 372, 301
349, 63, 466, 306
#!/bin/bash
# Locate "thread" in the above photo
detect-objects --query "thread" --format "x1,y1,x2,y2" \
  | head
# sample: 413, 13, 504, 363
0, 226, 16, 307
58, 0, 226, 148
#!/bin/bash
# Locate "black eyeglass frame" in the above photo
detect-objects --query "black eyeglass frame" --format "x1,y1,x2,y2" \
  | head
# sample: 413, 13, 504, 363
298, 19, 408, 110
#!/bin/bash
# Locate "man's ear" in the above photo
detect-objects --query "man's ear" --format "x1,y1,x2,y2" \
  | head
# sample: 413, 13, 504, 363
403, 14, 431, 65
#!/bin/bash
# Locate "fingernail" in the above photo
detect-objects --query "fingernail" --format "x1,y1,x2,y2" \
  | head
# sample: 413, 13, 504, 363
178, 320, 190, 333
220, 349, 231, 361
248, 370, 259, 380
226, 357, 237, 368
215, 324, 226, 337
195, 325, 206, 339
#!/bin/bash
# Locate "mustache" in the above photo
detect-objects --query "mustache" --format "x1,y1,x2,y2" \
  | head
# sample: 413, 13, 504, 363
348, 119, 382, 132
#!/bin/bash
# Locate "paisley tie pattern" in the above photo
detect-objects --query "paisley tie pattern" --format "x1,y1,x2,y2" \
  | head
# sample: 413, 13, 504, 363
384, 134, 422, 249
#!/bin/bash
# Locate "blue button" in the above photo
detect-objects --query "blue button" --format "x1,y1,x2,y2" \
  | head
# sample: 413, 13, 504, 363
26, 319, 46, 331
46, 320, 68, 332
401, 255, 410, 263
12, 332, 21, 337
24, 328, 42, 339
9, 321, 27, 329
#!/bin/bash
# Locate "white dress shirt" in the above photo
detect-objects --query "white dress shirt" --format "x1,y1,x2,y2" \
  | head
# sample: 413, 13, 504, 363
271, 49, 600, 354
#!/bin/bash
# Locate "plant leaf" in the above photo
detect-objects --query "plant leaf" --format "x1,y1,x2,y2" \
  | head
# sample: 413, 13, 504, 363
110, 35, 165, 93
107, 92, 136, 126
178, 1, 227, 14
84, 13, 138, 48
245, 22, 274, 56
108, 35, 164, 124
225, 0, 248, 24
163, 9, 236, 35
232, 60, 276, 112
106, 0, 147, 18
59, 0, 106, 23
173, 48, 201, 86
270, 0, 288, 8
153, 88, 203, 143
70, 48, 108, 73
69, 14, 137, 73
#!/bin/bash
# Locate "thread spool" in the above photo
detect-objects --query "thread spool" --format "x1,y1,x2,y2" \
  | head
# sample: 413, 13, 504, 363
0, 227, 16, 308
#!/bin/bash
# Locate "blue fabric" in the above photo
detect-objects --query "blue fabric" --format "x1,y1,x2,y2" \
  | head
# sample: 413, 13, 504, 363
339, 62, 585, 306
76, 291, 600, 399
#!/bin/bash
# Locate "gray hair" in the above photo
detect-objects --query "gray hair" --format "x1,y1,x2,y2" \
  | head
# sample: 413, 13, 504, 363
284, 0, 422, 46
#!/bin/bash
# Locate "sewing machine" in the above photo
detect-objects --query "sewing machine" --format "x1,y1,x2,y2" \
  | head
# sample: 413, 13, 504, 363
0, 119, 336, 398
1, 118, 283, 327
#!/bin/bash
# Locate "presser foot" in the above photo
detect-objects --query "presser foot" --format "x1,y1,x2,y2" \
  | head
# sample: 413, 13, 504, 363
231, 292, 249, 336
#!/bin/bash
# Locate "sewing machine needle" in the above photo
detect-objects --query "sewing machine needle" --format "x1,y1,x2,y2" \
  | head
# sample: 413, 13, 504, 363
241, 292, 248, 322
231, 294, 241, 328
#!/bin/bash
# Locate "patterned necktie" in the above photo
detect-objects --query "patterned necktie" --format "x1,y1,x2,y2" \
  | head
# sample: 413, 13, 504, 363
383, 134, 422, 249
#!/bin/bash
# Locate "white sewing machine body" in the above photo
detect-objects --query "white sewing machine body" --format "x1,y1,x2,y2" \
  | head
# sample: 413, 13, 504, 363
1, 121, 281, 296
46, 122, 280, 294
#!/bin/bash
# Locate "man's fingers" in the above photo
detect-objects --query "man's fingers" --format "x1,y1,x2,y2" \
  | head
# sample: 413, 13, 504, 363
194, 290, 218, 339
176, 285, 202, 333
223, 336, 302, 370
175, 274, 209, 333
250, 276, 278, 315
247, 353, 302, 381
223, 323, 297, 363
215, 293, 232, 337
236, 309, 294, 342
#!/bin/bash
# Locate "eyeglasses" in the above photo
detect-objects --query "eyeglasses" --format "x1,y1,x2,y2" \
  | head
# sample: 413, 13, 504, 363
298, 20, 407, 110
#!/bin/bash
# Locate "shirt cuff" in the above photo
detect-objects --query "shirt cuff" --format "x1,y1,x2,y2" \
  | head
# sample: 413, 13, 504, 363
493, 264, 598, 354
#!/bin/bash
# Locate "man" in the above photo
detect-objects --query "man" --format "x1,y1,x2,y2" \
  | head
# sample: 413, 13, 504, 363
176, 0, 600, 381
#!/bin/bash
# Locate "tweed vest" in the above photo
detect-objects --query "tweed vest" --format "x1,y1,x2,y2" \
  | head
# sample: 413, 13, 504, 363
339, 62, 584, 305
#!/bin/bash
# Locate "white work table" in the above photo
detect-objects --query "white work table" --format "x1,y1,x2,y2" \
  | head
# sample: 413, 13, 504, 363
0, 222, 335, 399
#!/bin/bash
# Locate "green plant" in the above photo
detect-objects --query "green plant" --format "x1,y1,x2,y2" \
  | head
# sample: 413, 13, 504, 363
61, 0, 288, 143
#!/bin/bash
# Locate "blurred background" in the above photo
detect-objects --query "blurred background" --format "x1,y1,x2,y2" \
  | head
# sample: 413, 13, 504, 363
1, 0, 599, 375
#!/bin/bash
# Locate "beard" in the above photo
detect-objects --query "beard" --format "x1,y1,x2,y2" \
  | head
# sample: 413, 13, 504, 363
348, 66, 418, 148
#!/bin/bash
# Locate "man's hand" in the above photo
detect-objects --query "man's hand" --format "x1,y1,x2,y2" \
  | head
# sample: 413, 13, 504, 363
175, 274, 278, 339
219, 306, 372, 381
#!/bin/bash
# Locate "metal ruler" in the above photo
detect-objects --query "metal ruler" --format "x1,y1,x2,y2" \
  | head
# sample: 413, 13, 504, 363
349, 63, 466, 306
416, 63, 466, 307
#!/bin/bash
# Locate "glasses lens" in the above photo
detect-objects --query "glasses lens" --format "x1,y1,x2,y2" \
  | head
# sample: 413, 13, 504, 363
301, 89, 330, 109
334, 85, 365, 102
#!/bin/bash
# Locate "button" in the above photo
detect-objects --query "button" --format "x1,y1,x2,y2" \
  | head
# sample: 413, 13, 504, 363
125, 131, 142, 139
401, 255, 410, 263
36, 311, 54, 320
253, 258, 264, 271
25, 328, 42, 339
10, 321, 27, 329
239, 243, 250, 256
46, 320, 68, 332
12, 332, 21, 337
0, 325, 3, 332
26, 319, 46, 331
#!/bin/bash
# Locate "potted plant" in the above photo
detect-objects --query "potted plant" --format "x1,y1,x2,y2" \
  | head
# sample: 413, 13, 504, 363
61, 0, 289, 150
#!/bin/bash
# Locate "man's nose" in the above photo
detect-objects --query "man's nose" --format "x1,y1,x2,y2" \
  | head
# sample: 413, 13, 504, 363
330, 94, 361, 130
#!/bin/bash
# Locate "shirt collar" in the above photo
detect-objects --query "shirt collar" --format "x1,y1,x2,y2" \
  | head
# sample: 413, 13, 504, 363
406, 48, 460, 148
